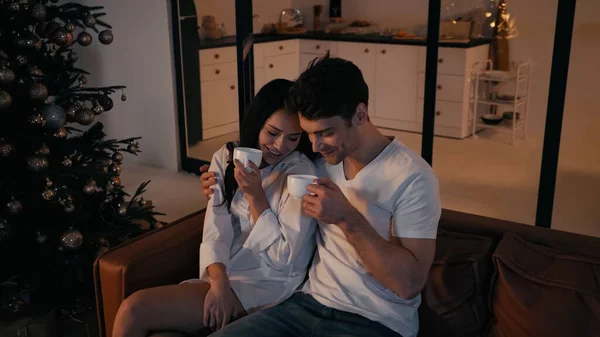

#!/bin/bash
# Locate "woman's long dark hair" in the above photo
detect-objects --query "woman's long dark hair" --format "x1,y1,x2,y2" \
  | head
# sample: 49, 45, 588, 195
222, 79, 315, 209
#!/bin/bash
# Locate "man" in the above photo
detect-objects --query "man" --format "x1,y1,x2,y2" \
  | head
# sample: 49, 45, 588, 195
199, 53, 441, 337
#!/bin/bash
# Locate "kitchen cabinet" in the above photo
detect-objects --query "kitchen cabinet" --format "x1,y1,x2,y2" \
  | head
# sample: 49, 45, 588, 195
374, 44, 421, 123
299, 39, 337, 73
199, 46, 239, 139
254, 40, 299, 93
199, 39, 489, 140
416, 44, 489, 138
200, 78, 239, 138
337, 42, 377, 116
254, 67, 265, 95
264, 53, 300, 83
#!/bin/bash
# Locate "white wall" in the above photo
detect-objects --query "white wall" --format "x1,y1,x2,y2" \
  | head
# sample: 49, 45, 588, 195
75, 0, 180, 171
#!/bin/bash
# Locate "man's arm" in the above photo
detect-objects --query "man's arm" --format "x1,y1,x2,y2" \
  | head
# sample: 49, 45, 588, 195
338, 211, 435, 300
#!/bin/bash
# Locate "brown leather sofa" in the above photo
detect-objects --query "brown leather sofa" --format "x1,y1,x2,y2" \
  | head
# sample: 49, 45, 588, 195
94, 209, 600, 337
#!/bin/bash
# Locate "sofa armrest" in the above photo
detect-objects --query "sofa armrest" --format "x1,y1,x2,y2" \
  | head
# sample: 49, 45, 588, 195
93, 210, 205, 337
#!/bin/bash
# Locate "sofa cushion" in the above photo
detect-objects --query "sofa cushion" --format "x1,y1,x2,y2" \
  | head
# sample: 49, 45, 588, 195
487, 233, 600, 337
419, 230, 494, 337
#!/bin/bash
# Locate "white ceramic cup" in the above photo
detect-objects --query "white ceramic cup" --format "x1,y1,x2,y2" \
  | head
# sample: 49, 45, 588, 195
287, 174, 318, 199
233, 147, 263, 172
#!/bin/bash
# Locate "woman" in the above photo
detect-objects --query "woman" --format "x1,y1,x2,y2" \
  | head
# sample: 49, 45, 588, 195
112, 79, 318, 337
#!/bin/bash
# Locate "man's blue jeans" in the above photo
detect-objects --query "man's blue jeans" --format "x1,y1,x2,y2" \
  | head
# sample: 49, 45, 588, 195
209, 292, 402, 337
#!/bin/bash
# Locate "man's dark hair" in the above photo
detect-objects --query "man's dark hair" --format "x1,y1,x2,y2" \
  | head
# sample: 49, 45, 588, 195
285, 51, 369, 122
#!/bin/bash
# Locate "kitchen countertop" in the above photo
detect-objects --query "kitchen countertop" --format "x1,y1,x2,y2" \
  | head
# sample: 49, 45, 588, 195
199, 31, 491, 50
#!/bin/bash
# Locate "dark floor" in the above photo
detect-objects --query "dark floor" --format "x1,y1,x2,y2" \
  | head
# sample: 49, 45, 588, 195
57, 309, 99, 337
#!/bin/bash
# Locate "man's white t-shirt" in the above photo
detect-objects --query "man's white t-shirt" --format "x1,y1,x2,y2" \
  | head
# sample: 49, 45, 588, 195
301, 137, 441, 337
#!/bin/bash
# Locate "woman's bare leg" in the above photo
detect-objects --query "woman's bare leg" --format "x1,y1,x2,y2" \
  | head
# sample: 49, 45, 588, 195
112, 282, 211, 337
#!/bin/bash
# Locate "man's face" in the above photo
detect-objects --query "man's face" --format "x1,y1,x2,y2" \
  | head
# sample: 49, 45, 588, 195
299, 114, 358, 165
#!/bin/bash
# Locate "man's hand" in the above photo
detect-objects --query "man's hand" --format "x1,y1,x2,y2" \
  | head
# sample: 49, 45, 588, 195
302, 177, 357, 224
199, 164, 216, 200
203, 279, 244, 331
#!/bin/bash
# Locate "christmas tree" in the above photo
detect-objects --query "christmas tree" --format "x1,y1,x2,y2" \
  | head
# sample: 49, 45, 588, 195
0, 0, 162, 316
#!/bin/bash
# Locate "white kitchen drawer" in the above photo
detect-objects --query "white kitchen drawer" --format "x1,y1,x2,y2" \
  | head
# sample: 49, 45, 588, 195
201, 78, 239, 130
265, 53, 300, 82
337, 41, 375, 57
200, 46, 236, 66
200, 62, 237, 83
253, 43, 264, 69
419, 47, 466, 75
418, 73, 465, 102
300, 40, 337, 55
262, 39, 299, 57
417, 98, 463, 129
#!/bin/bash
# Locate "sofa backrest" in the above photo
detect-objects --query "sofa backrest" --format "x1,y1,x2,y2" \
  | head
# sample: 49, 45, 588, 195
420, 209, 600, 337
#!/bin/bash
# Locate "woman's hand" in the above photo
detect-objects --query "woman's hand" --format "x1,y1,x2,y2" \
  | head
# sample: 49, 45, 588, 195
234, 160, 269, 223
233, 160, 265, 202
199, 164, 215, 200
203, 279, 244, 331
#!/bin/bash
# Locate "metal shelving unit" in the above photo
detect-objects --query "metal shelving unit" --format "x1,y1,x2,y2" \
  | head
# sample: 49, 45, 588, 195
470, 60, 532, 145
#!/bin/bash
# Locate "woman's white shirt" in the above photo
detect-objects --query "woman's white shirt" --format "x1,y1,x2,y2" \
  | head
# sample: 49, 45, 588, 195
197, 145, 318, 312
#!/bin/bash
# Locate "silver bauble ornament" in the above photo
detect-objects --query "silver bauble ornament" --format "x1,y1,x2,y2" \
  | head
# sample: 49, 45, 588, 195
0, 67, 16, 84
0, 90, 12, 110
64, 203, 75, 213
0, 141, 14, 156
0, 219, 10, 242
28, 156, 49, 171
29, 114, 46, 126
97, 95, 114, 111
99, 30, 114, 45
92, 103, 104, 115
65, 22, 75, 33
16, 55, 27, 66
127, 142, 140, 154
77, 32, 92, 46
83, 14, 96, 28
42, 189, 55, 200
68, 51, 79, 62
54, 127, 67, 139
37, 231, 48, 243
75, 108, 95, 125
30, 4, 47, 21
29, 66, 44, 77
121, 92, 127, 101
37, 144, 50, 155
7, 199, 23, 214
97, 158, 112, 168
52, 28, 72, 47
112, 151, 123, 162
42, 104, 66, 129
118, 205, 128, 216
62, 157, 73, 167
108, 163, 121, 176
44, 22, 60, 37
83, 181, 96, 195
60, 228, 83, 250
8, 3, 20, 13
58, 194, 72, 205
29, 83, 48, 101
8, 298, 26, 314
110, 176, 121, 186
65, 104, 79, 121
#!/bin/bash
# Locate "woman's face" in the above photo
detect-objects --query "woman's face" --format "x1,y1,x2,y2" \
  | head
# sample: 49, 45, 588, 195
258, 109, 303, 166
